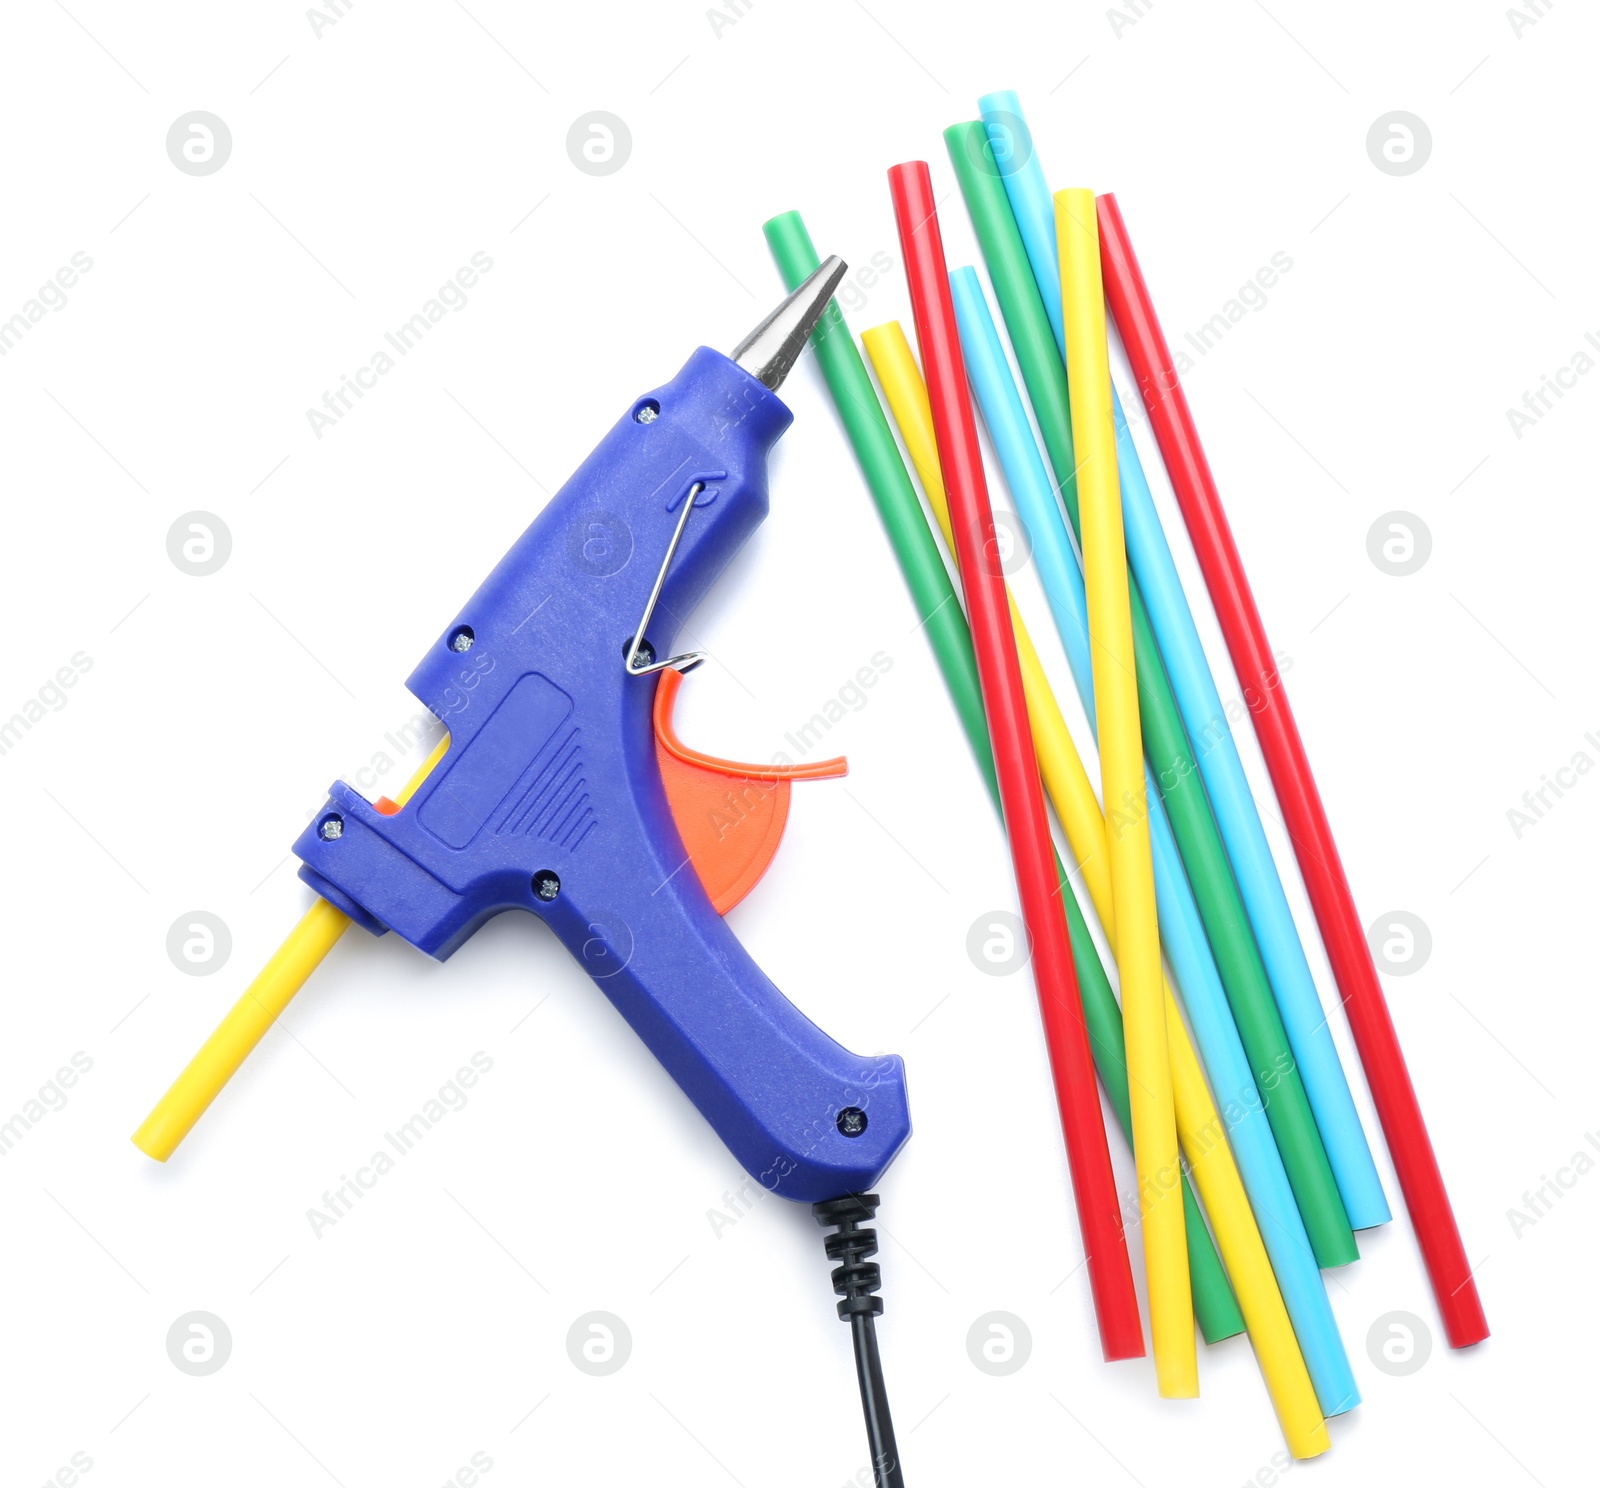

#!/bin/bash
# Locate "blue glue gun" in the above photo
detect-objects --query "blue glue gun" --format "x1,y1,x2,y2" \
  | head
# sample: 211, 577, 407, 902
137, 256, 910, 1205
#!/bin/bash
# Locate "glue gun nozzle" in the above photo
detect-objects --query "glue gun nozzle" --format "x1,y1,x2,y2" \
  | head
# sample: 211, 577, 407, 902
731, 254, 847, 392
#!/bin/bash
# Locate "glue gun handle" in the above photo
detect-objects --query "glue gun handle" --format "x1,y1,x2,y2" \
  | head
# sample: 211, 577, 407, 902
538, 759, 911, 1203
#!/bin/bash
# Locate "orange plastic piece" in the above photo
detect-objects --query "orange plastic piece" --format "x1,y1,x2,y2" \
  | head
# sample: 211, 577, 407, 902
652, 668, 846, 913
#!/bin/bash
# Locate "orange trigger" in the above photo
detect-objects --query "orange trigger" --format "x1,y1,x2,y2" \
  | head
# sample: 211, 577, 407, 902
652, 668, 846, 915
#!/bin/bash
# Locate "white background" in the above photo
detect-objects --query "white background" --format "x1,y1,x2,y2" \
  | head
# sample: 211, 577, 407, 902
1, 2, 1593, 1485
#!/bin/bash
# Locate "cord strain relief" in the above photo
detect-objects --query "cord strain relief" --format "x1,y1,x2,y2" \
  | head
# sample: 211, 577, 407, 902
814, 1192, 885, 1321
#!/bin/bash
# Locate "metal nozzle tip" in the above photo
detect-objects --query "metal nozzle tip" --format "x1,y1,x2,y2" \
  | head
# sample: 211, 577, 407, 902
731, 254, 847, 392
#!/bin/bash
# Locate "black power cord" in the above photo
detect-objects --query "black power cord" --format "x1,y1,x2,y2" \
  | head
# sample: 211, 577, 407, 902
814, 1193, 905, 1488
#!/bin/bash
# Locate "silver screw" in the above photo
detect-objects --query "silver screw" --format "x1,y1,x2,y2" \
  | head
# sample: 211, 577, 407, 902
634, 404, 658, 424
451, 629, 474, 652
319, 815, 344, 841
